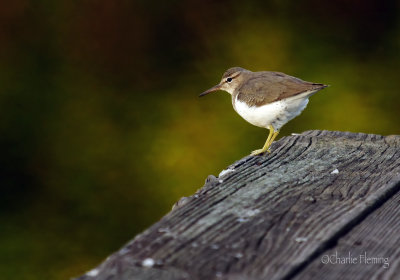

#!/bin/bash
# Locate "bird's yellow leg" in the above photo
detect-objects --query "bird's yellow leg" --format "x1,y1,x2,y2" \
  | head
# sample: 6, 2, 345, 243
251, 125, 275, 156
267, 130, 280, 149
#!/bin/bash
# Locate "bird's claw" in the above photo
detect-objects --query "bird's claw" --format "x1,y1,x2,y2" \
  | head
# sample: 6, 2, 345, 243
251, 149, 271, 156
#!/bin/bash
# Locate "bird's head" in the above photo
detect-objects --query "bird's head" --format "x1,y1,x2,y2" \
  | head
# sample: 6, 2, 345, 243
199, 67, 250, 97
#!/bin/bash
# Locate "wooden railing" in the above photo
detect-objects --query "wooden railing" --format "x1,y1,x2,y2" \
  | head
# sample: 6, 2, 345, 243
75, 130, 400, 280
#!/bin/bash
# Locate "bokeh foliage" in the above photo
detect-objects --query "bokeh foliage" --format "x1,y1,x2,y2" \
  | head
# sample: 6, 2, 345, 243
0, 0, 399, 279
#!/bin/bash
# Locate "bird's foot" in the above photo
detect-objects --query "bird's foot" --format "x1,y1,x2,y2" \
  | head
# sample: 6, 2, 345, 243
250, 148, 271, 156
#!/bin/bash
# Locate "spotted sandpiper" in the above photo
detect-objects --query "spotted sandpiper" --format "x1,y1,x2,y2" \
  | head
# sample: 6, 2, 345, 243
200, 67, 327, 155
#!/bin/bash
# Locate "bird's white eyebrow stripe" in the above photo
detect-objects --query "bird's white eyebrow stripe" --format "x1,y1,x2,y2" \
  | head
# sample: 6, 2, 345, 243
226, 72, 241, 81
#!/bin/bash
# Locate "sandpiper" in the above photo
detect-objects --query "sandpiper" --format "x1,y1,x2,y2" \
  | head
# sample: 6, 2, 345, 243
200, 67, 327, 155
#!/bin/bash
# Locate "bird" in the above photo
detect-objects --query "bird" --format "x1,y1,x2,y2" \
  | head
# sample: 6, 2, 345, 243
199, 67, 327, 155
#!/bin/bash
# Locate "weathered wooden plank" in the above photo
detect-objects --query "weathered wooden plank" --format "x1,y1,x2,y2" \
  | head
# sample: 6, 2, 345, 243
75, 130, 400, 280
293, 189, 400, 280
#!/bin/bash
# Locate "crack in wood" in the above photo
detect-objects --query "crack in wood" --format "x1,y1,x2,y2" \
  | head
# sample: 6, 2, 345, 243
281, 179, 400, 280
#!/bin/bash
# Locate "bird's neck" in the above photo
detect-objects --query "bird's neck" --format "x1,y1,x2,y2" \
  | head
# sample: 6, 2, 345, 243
231, 91, 240, 110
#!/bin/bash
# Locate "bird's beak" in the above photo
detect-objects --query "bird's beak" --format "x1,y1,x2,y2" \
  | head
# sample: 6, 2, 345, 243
199, 84, 222, 97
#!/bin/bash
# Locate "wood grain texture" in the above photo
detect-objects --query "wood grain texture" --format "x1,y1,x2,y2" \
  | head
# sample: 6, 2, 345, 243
293, 190, 400, 280
74, 130, 400, 280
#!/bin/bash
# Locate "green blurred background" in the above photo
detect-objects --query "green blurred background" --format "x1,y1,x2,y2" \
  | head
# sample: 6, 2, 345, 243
0, 0, 399, 279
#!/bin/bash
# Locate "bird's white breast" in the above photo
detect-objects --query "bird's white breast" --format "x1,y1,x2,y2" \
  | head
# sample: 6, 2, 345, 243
233, 94, 311, 130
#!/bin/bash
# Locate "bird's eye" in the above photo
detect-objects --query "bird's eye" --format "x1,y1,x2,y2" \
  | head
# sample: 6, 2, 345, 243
226, 77, 233, 83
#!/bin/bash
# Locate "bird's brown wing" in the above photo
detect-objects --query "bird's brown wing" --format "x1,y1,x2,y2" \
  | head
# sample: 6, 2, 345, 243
237, 71, 326, 107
